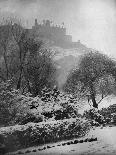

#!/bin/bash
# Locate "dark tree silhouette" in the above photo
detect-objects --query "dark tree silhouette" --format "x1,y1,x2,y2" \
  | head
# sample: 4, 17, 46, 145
0, 22, 12, 80
25, 48, 56, 96
0, 20, 57, 95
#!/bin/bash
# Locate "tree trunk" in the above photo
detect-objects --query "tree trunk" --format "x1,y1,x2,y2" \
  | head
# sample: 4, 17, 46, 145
17, 73, 22, 89
3, 52, 9, 80
17, 66, 23, 89
89, 83, 98, 108
17, 47, 25, 90
91, 93, 98, 108
27, 79, 32, 93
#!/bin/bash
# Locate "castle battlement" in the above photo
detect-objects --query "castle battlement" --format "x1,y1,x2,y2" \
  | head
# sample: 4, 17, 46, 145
31, 19, 82, 49
33, 19, 66, 35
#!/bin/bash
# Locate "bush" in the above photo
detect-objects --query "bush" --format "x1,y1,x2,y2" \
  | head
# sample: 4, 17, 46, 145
111, 113, 116, 124
0, 118, 91, 153
16, 113, 44, 125
42, 104, 78, 120
0, 80, 45, 126
83, 108, 105, 125
39, 90, 79, 120
0, 80, 20, 126
99, 104, 116, 125
0, 80, 34, 126
0, 81, 80, 126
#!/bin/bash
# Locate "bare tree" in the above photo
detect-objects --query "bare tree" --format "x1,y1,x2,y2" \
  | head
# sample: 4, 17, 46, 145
10, 23, 29, 89
24, 45, 57, 96
64, 52, 116, 108
0, 18, 57, 94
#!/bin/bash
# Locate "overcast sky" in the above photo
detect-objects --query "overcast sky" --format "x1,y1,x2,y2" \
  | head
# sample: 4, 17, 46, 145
0, 0, 116, 58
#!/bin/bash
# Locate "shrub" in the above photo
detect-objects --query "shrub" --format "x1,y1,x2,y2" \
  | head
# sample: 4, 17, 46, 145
111, 113, 116, 124
83, 108, 104, 125
99, 104, 116, 125
0, 81, 80, 126
0, 80, 20, 126
0, 80, 45, 126
0, 118, 91, 153
17, 113, 44, 125
39, 91, 79, 120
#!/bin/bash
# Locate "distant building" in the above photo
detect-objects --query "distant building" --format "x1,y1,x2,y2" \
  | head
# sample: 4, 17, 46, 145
31, 19, 83, 49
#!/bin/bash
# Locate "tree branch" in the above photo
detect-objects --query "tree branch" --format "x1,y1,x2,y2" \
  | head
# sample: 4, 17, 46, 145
97, 94, 108, 105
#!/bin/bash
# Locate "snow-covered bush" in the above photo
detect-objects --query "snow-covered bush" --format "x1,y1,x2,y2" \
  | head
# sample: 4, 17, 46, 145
99, 104, 116, 125
16, 113, 44, 125
0, 80, 43, 126
112, 113, 116, 124
0, 80, 80, 126
38, 88, 79, 120
0, 118, 91, 153
0, 80, 22, 126
83, 108, 104, 125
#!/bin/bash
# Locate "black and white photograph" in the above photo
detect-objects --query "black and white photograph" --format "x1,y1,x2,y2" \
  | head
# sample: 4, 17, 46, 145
0, 0, 116, 155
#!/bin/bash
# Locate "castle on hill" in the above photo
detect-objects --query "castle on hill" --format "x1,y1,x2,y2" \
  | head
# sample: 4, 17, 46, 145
31, 19, 82, 49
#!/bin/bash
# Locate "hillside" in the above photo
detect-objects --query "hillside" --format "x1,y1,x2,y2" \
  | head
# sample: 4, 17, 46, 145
55, 55, 79, 88
52, 43, 93, 89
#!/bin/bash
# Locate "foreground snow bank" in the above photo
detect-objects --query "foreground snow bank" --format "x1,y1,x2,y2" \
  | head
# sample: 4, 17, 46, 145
0, 118, 91, 153
18, 126, 116, 155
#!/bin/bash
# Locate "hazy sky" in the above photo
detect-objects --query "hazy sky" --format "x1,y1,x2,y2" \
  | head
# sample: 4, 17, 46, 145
0, 0, 116, 58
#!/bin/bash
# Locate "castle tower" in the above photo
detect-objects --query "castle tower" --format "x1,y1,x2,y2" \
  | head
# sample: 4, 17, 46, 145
31, 19, 74, 48
35, 18, 38, 27
43, 20, 51, 27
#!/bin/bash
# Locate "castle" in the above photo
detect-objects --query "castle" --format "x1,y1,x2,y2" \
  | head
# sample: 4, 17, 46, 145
31, 19, 81, 49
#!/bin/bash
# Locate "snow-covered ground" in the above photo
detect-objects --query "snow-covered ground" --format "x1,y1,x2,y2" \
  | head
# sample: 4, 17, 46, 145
9, 126, 116, 155
35, 126, 116, 155
78, 95, 116, 114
